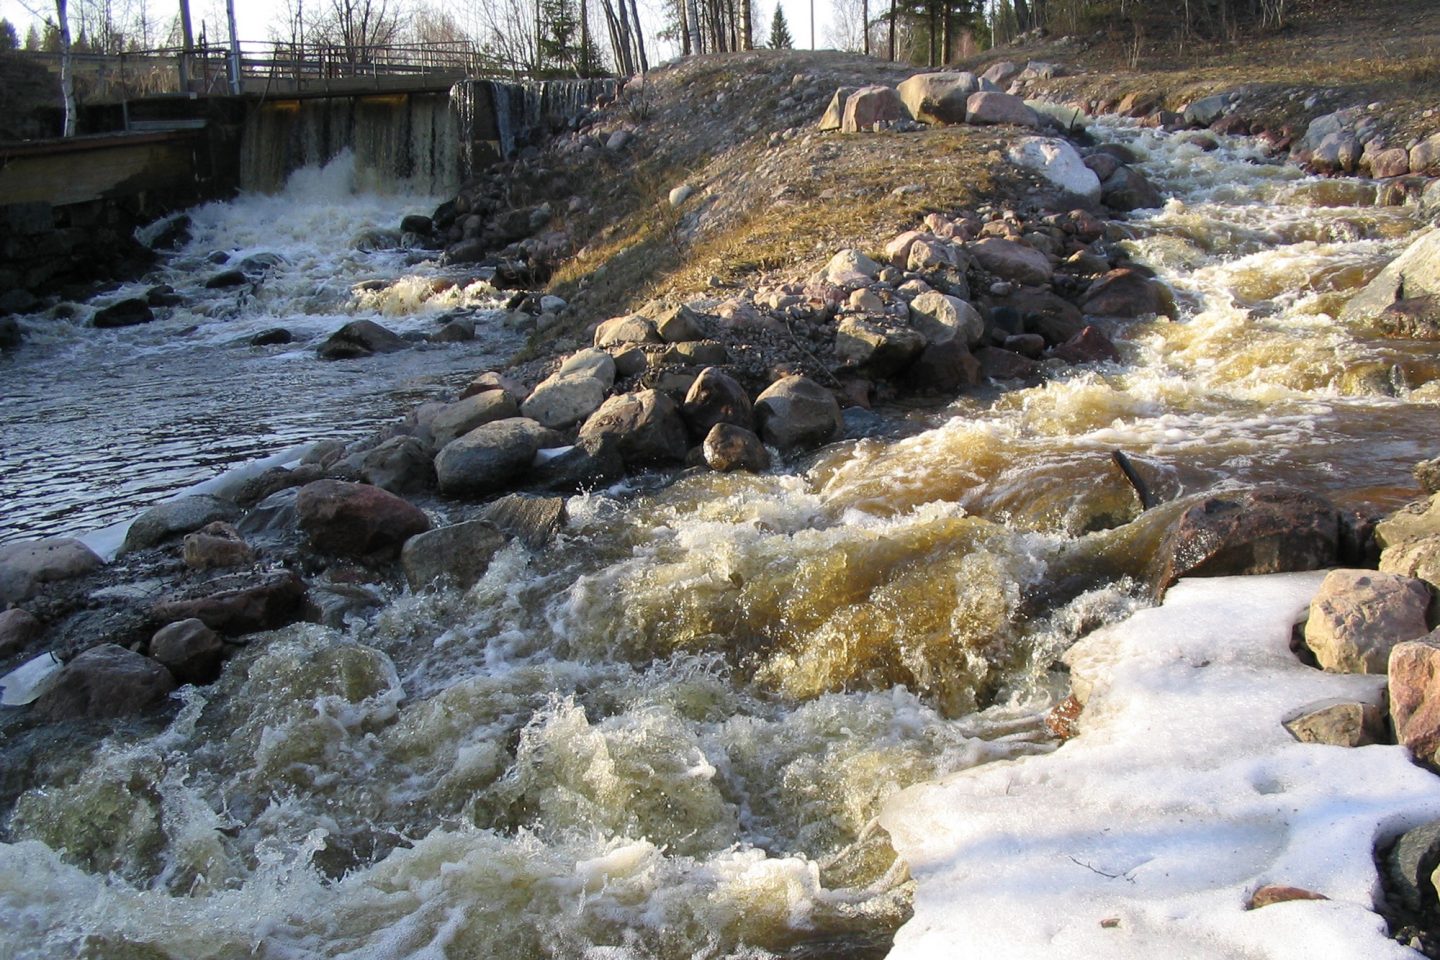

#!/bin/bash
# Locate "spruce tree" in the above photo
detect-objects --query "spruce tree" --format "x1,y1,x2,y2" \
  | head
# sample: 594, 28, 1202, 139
0, 19, 18, 52
769, 5, 794, 49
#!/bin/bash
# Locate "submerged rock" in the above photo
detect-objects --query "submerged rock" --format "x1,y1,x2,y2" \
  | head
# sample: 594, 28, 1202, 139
1150, 486, 1341, 597
91, 298, 155, 329
480, 493, 568, 550
317, 319, 406, 360
401, 519, 508, 591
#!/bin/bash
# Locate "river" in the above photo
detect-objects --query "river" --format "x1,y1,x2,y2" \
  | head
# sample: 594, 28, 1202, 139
0, 116, 1435, 958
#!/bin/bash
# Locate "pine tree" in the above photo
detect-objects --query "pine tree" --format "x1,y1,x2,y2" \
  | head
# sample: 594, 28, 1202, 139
0, 19, 18, 52
768, 5, 793, 48
24, 24, 40, 51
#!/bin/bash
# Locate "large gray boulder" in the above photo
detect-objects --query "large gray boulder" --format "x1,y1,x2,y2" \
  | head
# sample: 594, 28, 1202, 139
897, 72, 979, 125
577, 389, 689, 466
556, 348, 618, 387
818, 86, 858, 131
123, 495, 241, 554
908, 291, 984, 346
0, 538, 104, 604
754, 376, 842, 451
33, 644, 176, 721
594, 314, 661, 348
356, 435, 435, 495
430, 391, 522, 450
434, 417, 551, 497
1303, 569, 1432, 673
1340, 228, 1440, 323
521, 374, 608, 429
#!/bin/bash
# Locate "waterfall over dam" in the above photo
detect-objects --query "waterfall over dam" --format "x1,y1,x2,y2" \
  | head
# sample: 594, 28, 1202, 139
239, 78, 617, 194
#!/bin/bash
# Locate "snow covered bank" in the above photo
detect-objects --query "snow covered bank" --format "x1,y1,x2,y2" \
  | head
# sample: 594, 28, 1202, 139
881, 572, 1440, 959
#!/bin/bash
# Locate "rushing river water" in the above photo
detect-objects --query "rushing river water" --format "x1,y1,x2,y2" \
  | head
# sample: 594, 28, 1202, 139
0, 119, 1437, 958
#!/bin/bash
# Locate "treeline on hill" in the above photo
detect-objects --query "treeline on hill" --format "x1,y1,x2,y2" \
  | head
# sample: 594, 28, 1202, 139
0, 0, 1307, 82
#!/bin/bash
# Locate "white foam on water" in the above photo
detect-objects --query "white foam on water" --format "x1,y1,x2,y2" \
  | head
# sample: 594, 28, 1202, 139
882, 572, 1440, 959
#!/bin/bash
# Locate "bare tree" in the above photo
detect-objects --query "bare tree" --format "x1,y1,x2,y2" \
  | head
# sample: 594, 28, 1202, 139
56, 0, 76, 135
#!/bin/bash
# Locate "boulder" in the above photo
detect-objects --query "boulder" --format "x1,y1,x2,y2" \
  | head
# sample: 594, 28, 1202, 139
480, 493, 568, 549
1282, 696, 1388, 747
660, 340, 729, 365
1083, 153, 1121, 182
91, 298, 155, 329
668, 184, 695, 207
1384, 818, 1440, 915
885, 230, 925, 268
462, 370, 529, 404
152, 570, 308, 635
530, 436, 626, 493
205, 268, 248, 289
295, 480, 431, 562
431, 319, 475, 343
1367, 146, 1410, 179
975, 346, 1040, 381
970, 238, 1053, 287
902, 339, 982, 395
1080, 268, 1175, 319
123, 495, 241, 554
306, 581, 385, 628
1006, 137, 1101, 204
435, 418, 550, 497
842, 85, 908, 133
1410, 133, 1440, 174
683, 367, 754, 436
908, 291, 984, 346
522, 375, 607, 430
647, 303, 708, 343
897, 72, 978, 125
594, 314, 662, 348
356, 435, 435, 495
557, 347, 619, 387
835, 316, 926, 377
824, 248, 883, 288
818, 86, 858, 131
1303, 569, 1432, 673
251, 328, 293, 346
1372, 296, 1440, 340
401, 519, 508, 591
0, 608, 42, 658
32, 644, 175, 721
577, 389, 689, 466
1101, 166, 1164, 211
1389, 635, 1440, 768
1308, 132, 1362, 174
1340, 228, 1440, 323
181, 521, 255, 570
1376, 493, 1440, 549
703, 424, 771, 473
1183, 93, 1234, 127
1380, 536, 1440, 597
1418, 458, 1440, 495
317, 319, 406, 360
1149, 486, 1341, 596
149, 618, 225, 685
965, 92, 1039, 127
0, 316, 21, 351
753, 376, 843, 451
430, 391, 523, 450
980, 61, 1020, 87
0, 538, 104, 604
1049, 325, 1121, 365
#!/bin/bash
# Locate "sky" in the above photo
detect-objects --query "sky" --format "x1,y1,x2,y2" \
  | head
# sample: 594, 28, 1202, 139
0, 0, 843, 62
